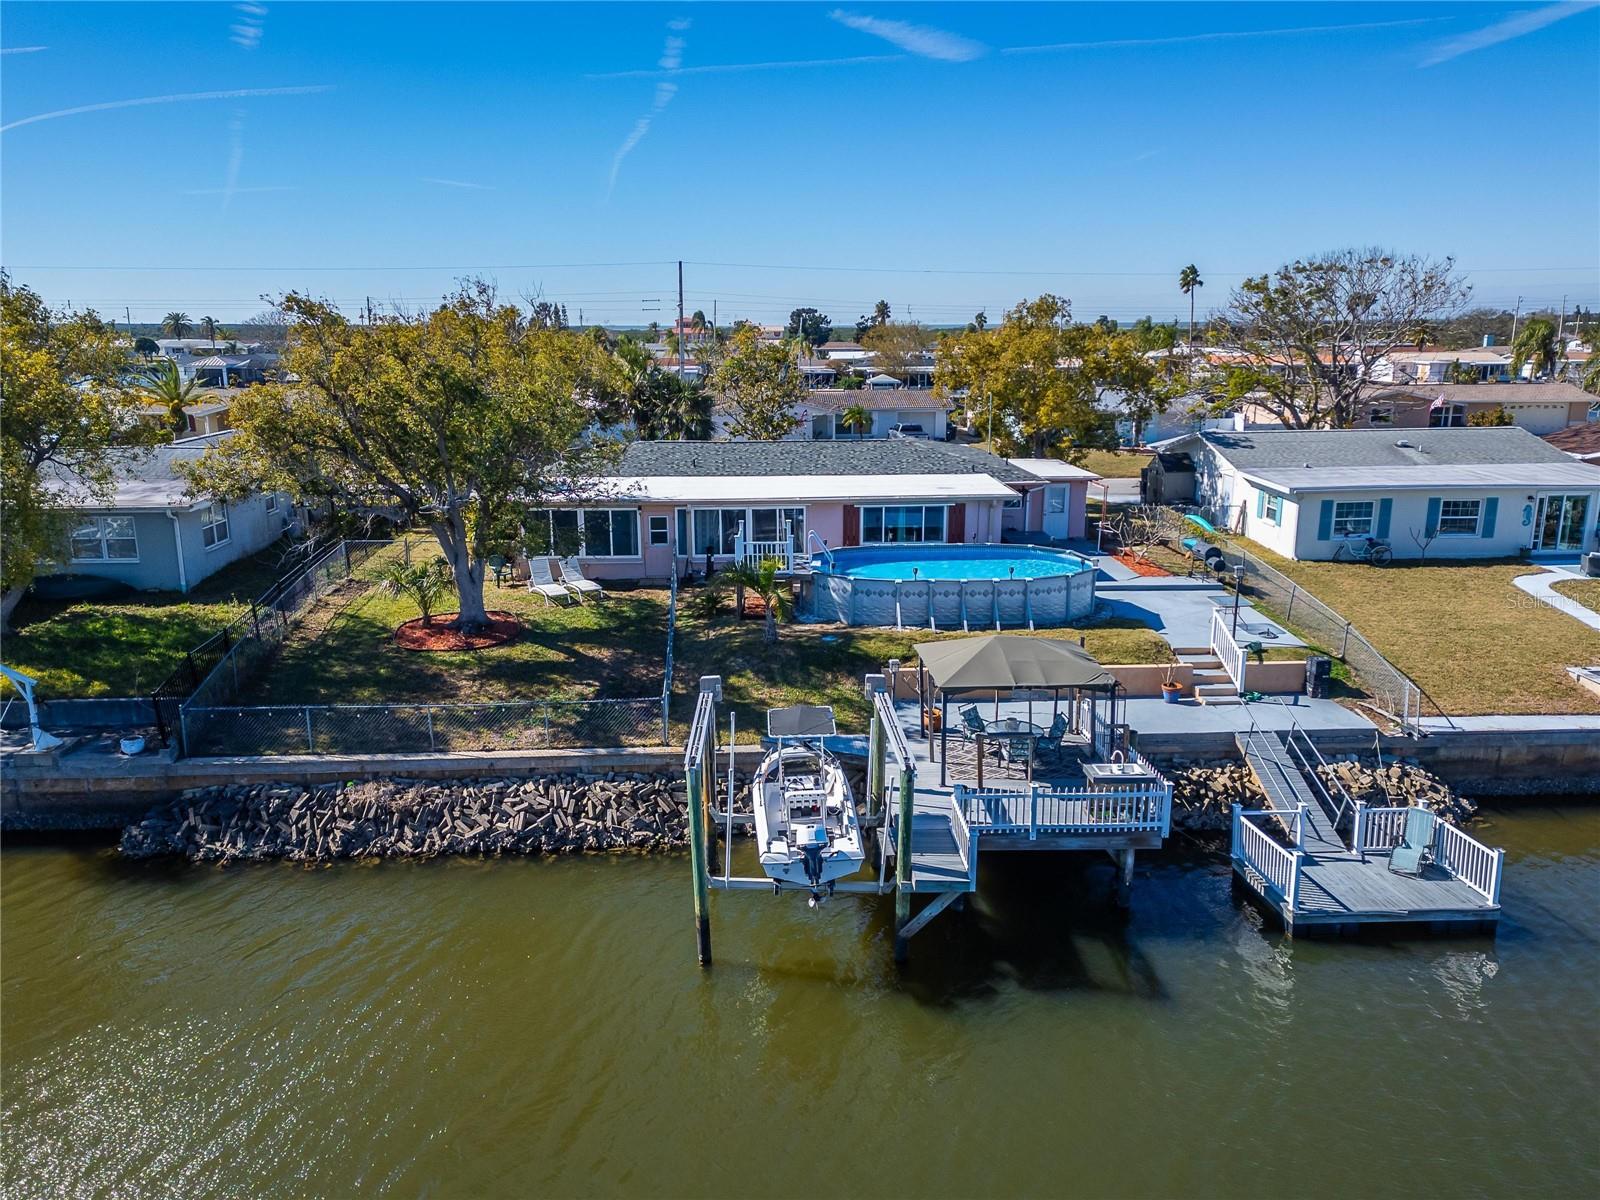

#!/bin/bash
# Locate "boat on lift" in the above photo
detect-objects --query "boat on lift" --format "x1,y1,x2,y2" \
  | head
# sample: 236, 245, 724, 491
753, 705, 864, 904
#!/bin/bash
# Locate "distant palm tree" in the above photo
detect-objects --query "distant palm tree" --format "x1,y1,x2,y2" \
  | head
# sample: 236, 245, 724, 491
139, 359, 202, 435
724, 556, 791, 644
161, 311, 193, 339
1178, 265, 1203, 347
838, 403, 871, 440
872, 299, 891, 327
198, 316, 224, 348
1511, 317, 1559, 379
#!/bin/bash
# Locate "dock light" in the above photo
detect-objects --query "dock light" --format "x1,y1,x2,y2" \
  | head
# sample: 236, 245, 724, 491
1009, 566, 1016, 578
887, 658, 901, 697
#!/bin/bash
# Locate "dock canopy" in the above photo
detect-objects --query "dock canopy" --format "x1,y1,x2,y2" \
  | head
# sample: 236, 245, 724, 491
767, 704, 838, 738
914, 634, 1115, 693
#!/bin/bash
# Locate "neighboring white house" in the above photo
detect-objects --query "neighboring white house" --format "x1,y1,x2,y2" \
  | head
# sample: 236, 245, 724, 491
47, 431, 292, 593
1148, 426, 1600, 560
713, 388, 951, 441
154, 339, 278, 385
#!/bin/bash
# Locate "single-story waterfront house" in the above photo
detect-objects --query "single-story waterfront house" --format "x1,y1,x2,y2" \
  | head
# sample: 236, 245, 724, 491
47, 431, 292, 593
1147, 426, 1600, 560
527, 440, 1095, 582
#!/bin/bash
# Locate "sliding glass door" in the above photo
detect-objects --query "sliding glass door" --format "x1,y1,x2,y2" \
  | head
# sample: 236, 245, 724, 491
1533, 494, 1592, 552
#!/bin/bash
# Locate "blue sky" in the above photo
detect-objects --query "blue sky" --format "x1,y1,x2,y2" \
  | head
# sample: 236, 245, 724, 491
3, 2, 1597, 328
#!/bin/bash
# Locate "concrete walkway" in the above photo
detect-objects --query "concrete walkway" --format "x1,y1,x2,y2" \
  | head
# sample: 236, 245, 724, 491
1125, 695, 1372, 736
1511, 567, 1600, 632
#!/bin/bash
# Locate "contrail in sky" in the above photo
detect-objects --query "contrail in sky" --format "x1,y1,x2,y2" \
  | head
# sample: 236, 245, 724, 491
0, 84, 331, 133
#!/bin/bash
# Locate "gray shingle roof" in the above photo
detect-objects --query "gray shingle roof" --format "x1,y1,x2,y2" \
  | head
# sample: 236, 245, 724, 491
1190, 426, 1574, 469
1372, 381, 1592, 403
612, 439, 1041, 482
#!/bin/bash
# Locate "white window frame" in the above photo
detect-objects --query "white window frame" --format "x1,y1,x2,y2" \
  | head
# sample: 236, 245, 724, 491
648, 514, 670, 546
1045, 486, 1066, 515
1261, 493, 1283, 526
200, 502, 230, 549
1332, 501, 1374, 539
859, 504, 949, 545
69, 515, 140, 562
1002, 495, 1023, 511
576, 508, 640, 559
1366, 405, 1394, 426
264, 492, 278, 513
1436, 498, 1483, 537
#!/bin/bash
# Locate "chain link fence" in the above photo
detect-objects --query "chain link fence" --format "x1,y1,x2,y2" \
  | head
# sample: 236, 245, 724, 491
1153, 508, 1437, 730
181, 697, 666, 756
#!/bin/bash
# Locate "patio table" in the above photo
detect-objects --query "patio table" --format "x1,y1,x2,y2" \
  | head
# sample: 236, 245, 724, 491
975, 718, 1045, 787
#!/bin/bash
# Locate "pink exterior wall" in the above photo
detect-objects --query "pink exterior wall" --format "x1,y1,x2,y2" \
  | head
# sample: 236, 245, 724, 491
1067, 480, 1089, 539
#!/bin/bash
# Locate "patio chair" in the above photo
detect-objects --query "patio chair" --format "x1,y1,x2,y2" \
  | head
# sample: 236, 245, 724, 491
1387, 806, 1437, 877
526, 556, 578, 606
487, 554, 510, 588
957, 705, 986, 741
558, 556, 606, 602
1035, 712, 1069, 757
998, 734, 1034, 774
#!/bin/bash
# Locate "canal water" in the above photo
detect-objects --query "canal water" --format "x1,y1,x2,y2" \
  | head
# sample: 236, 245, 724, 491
3, 804, 1596, 1199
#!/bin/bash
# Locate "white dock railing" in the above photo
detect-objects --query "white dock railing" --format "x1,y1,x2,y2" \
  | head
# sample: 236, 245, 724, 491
1210, 607, 1249, 691
1354, 805, 1504, 904
1232, 805, 1303, 909
955, 782, 1171, 841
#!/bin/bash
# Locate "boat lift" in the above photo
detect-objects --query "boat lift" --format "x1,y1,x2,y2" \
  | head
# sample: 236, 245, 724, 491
682, 674, 953, 966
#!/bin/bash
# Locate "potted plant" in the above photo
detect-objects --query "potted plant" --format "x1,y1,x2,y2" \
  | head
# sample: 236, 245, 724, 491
1160, 664, 1183, 704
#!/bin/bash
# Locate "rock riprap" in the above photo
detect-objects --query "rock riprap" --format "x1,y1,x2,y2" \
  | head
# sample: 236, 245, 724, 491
120, 774, 689, 863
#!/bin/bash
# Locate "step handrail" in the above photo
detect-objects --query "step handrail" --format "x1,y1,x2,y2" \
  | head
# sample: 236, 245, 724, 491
807, 529, 835, 572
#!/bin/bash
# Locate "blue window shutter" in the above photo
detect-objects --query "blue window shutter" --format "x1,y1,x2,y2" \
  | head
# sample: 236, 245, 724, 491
1318, 500, 1333, 540
1481, 497, 1498, 539
1425, 497, 1441, 538
1255, 491, 1265, 518
1376, 498, 1393, 540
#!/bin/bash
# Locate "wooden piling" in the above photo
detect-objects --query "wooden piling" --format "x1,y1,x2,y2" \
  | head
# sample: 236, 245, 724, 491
894, 767, 914, 962
865, 674, 886, 823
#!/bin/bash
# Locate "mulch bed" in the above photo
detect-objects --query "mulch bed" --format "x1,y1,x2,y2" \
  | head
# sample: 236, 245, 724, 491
739, 593, 770, 620
1112, 552, 1172, 578
393, 611, 521, 652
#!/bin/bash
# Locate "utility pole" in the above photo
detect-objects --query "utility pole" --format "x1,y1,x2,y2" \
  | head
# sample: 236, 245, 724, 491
677, 259, 685, 380
1509, 296, 1523, 348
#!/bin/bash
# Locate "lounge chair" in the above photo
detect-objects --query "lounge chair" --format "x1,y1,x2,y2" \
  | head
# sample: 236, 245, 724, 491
526, 556, 578, 606
1387, 806, 1437, 876
558, 557, 606, 601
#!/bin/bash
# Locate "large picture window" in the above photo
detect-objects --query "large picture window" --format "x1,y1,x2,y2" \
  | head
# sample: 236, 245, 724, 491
200, 502, 230, 548
1437, 499, 1482, 536
524, 508, 639, 557
1331, 501, 1374, 538
69, 515, 139, 561
861, 504, 947, 544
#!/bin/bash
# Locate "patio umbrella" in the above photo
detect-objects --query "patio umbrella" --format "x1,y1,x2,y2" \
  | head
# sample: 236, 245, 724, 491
914, 634, 1115, 692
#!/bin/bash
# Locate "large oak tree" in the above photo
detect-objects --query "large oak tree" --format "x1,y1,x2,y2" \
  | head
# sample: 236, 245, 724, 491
184, 283, 625, 629
704, 325, 806, 440
1210, 248, 1471, 428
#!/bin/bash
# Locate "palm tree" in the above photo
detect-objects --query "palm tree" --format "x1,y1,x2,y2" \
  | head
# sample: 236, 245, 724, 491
198, 316, 224, 348
160, 311, 193, 339
1178, 265, 1203, 347
139, 359, 202, 435
872, 299, 891, 327
1511, 317, 1559, 379
838, 403, 871, 440
380, 559, 455, 627
724, 556, 791, 644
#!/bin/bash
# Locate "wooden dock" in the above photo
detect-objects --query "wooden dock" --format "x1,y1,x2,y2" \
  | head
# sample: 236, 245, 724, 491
1232, 729, 1502, 935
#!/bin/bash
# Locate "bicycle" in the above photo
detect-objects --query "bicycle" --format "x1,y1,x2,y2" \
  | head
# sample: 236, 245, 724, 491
1331, 536, 1393, 566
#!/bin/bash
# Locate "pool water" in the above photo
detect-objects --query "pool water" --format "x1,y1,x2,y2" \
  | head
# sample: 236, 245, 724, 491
820, 545, 1089, 582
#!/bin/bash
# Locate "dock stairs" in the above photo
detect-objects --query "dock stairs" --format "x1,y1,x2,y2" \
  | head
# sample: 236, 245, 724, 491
1174, 645, 1242, 705
1235, 729, 1344, 852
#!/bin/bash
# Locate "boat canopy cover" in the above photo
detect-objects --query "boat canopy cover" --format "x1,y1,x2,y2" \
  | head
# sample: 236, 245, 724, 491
914, 634, 1116, 693
767, 705, 838, 738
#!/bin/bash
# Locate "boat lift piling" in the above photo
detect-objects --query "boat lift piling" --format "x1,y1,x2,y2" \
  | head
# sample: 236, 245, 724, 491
682, 672, 974, 966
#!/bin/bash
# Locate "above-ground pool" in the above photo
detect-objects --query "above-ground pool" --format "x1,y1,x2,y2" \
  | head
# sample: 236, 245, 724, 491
802, 543, 1097, 628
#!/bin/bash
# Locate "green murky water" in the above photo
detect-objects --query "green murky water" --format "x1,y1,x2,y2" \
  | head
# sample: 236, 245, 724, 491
3, 804, 1597, 1198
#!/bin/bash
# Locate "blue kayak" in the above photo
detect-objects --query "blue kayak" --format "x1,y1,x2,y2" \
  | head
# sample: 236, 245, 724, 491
1182, 513, 1220, 535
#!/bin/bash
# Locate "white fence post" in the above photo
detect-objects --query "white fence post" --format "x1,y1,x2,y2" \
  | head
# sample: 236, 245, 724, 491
304, 706, 314, 752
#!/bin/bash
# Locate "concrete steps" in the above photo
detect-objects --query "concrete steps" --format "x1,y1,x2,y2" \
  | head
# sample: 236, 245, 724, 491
1173, 647, 1243, 704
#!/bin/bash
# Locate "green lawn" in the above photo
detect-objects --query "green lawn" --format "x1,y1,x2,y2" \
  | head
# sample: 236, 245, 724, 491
1242, 547, 1600, 715
236, 559, 1171, 739
1552, 578, 1600, 616
1076, 449, 1152, 479
4, 542, 302, 699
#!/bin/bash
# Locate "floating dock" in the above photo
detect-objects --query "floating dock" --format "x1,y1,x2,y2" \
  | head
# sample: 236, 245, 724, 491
1231, 727, 1502, 935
